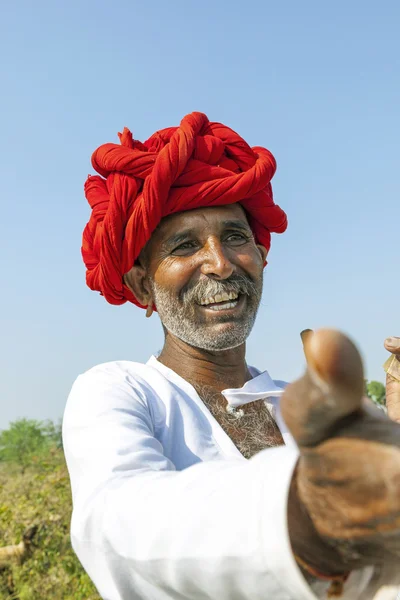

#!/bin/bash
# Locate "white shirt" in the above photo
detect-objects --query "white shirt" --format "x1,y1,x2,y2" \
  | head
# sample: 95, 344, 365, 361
63, 356, 400, 600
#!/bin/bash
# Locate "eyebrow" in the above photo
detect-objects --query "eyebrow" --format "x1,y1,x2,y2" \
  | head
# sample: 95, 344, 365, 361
163, 229, 196, 249
163, 219, 252, 249
221, 219, 252, 233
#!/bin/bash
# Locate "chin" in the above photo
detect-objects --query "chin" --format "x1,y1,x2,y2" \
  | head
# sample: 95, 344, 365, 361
163, 313, 256, 352
191, 339, 245, 352
192, 323, 251, 352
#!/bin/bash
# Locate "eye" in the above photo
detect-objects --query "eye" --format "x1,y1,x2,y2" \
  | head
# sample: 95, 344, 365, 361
171, 241, 198, 256
225, 232, 251, 245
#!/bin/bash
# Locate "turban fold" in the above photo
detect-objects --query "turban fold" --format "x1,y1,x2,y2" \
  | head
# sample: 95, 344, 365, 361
82, 111, 287, 307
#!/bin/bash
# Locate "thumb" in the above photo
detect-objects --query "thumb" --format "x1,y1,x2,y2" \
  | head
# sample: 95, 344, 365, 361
281, 329, 364, 446
300, 329, 314, 364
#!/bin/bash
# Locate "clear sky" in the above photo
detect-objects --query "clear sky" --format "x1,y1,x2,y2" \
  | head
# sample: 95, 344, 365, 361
1, 0, 399, 430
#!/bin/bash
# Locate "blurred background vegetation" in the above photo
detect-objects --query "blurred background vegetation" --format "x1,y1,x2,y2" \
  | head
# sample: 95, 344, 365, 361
0, 418, 100, 600
0, 381, 386, 599
365, 380, 386, 408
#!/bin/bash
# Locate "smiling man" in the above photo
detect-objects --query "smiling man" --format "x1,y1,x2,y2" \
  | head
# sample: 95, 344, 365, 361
133, 205, 264, 353
63, 112, 400, 600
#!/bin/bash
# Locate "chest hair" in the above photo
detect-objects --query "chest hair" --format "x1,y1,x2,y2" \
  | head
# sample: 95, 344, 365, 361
191, 383, 285, 459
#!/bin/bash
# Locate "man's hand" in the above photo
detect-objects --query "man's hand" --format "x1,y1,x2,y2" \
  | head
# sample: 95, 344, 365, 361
384, 337, 400, 423
282, 330, 400, 577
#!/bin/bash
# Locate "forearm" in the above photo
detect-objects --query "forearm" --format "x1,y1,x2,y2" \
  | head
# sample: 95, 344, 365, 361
70, 447, 321, 600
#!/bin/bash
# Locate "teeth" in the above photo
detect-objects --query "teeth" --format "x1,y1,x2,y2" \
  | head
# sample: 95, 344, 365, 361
200, 292, 239, 306
207, 301, 238, 311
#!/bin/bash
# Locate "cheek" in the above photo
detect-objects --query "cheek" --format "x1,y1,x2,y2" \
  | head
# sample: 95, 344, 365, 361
152, 258, 196, 295
234, 247, 265, 276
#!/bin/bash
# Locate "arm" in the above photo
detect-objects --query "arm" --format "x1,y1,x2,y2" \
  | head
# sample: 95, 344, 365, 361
63, 359, 394, 600
63, 367, 316, 600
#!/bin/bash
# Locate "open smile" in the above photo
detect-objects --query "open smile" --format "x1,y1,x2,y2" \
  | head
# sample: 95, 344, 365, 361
197, 292, 245, 313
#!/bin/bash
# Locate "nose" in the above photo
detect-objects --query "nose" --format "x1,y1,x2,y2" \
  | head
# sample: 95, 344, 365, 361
199, 237, 235, 280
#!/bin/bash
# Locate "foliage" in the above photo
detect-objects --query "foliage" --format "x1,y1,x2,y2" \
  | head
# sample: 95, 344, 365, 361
365, 380, 386, 407
40, 419, 63, 450
0, 419, 62, 473
0, 420, 100, 600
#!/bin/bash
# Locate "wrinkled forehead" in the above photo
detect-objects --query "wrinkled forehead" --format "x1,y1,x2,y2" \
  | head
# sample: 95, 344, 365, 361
149, 204, 251, 247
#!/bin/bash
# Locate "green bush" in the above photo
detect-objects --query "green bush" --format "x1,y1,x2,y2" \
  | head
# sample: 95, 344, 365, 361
365, 379, 386, 410
0, 420, 100, 600
0, 419, 62, 474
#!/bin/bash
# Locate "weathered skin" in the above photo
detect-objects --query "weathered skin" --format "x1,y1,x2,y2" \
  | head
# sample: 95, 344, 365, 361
384, 337, 400, 423
283, 330, 400, 575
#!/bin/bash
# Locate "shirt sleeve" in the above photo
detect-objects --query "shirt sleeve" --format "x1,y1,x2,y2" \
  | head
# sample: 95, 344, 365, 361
62, 368, 399, 600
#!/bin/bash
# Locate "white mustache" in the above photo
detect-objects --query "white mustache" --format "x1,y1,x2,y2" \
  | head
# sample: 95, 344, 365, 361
182, 275, 258, 307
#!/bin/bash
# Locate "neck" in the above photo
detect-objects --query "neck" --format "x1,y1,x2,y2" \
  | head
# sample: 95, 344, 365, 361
157, 332, 252, 391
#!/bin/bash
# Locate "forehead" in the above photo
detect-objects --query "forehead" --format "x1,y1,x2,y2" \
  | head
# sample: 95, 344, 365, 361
152, 204, 251, 242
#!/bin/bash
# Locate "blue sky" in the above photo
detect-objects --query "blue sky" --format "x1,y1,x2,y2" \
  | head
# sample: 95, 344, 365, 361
1, 0, 399, 430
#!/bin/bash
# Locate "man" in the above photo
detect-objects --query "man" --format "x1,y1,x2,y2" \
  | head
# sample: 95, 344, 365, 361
63, 112, 400, 600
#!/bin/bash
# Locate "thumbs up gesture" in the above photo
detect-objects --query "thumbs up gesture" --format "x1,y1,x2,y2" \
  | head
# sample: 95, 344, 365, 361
282, 330, 400, 579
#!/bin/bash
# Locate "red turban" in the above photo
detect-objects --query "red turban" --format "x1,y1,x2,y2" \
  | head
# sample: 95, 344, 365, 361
82, 111, 287, 307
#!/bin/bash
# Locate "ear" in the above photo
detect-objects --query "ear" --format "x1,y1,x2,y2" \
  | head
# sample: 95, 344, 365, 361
256, 244, 269, 265
123, 264, 153, 307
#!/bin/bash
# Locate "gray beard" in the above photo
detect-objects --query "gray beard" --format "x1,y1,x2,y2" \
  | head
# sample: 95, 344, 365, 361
192, 383, 284, 458
150, 274, 262, 351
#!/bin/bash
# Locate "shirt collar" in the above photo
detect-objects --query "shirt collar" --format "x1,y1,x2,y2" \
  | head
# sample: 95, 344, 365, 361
147, 355, 295, 448
147, 355, 285, 409
221, 370, 285, 408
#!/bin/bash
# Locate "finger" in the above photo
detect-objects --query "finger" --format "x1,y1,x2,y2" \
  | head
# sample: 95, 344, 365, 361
384, 336, 400, 357
386, 374, 400, 423
383, 337, 400, 422
281, 329, 364, 446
